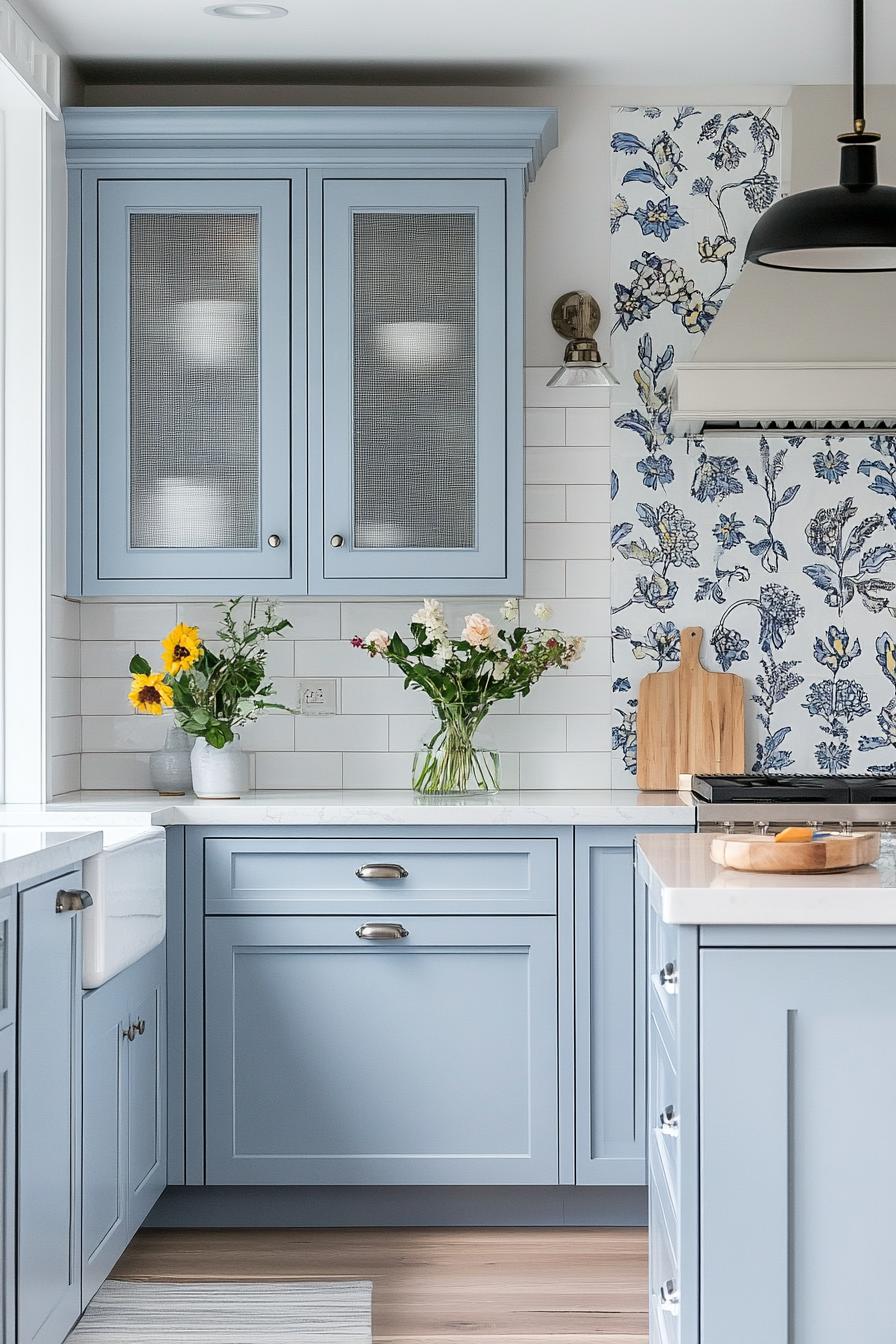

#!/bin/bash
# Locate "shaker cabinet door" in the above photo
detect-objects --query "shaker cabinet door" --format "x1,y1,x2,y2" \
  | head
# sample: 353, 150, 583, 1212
204, 914, 558, 1184
84, 176, 299, 591
309, 175, 517, 594
126, 947, 167, 1231
82, 971, 130, 1306
701, 948, 896, 1344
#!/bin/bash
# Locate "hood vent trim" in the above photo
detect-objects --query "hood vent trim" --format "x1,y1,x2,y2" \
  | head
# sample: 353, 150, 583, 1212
695, 418, 896, 438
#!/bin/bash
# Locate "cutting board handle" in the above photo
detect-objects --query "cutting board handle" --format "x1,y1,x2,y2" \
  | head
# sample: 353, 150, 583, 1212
680, 625, 703, 669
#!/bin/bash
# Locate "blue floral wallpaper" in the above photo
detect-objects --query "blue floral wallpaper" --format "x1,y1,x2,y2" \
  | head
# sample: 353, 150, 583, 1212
609, 105, 896, 782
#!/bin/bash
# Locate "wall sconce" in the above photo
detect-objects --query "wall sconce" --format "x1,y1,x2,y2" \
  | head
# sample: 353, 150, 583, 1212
547, 290, 617, 388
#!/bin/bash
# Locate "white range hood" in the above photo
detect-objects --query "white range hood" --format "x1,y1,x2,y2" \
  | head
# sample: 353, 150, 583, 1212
670, 265, 896, 437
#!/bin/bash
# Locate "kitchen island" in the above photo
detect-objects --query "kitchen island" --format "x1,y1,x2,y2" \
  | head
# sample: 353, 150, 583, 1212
638, 833, 896, 1344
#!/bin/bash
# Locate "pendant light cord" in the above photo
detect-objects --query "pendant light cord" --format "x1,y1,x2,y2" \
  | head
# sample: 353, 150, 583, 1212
854, 0, 865, 132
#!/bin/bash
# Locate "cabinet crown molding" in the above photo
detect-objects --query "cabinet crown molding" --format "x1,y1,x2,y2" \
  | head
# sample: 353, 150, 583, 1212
64, 105, 559, 181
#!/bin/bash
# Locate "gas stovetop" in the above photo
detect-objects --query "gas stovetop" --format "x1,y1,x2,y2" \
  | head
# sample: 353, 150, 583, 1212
691, 774, 896, 805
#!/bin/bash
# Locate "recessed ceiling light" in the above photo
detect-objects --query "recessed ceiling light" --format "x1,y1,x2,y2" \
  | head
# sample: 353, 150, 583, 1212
204, 4, 288, 17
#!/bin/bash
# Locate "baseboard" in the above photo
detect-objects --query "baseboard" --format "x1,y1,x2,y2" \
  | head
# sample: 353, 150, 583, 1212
146, 1185, 647, 1228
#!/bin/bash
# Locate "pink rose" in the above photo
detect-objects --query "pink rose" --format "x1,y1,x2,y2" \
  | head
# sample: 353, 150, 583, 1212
365, 629, 390, 654
462, 613, 495, 648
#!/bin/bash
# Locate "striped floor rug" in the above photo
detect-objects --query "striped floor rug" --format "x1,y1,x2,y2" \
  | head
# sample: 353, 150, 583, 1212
69, 1280, 373, 1342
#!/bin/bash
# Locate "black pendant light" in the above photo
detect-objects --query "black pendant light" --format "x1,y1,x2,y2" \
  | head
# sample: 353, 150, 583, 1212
747, 0, 896, 271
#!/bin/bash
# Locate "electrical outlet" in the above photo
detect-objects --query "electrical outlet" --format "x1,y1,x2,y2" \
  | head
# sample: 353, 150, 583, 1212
297, 679, 337, 716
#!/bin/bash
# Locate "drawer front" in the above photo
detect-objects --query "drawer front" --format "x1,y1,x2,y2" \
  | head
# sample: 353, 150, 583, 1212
205, 837, 557, 915
649, 1157, 680, 1344
204, 913, 559, 1185
650, 1012, 680, 1216
649, 903, 680, 1041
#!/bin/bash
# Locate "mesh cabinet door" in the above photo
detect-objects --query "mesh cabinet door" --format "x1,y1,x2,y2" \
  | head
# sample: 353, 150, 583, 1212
316, 178, 509, 589
94, 179, 294, 585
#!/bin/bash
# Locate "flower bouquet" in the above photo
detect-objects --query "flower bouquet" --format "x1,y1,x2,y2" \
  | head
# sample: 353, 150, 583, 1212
128, 597, 292, 797
353, 598, 584, 795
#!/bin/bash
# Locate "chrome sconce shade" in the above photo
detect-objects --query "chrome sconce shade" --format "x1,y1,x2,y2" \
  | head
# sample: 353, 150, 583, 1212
746, 0, 896, 273
547, 290, 618, 388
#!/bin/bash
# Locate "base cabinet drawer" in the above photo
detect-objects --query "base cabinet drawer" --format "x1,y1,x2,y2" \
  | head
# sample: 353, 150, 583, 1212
204, 914, 558, 1185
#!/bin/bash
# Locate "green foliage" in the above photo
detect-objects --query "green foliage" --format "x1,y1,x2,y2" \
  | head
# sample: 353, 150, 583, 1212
165, 597, 292, 749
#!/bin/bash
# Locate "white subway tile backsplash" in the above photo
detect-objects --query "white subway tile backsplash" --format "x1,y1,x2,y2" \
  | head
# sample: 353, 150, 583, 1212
80, 602, 178, 641
81, 714, 165, 753
82, 678, 131, 717
57, 367, 615, 795
519, 751, 611, 789
342, 751, 416, 789
51, 754, 80, 797
565, 485, 611, 523
526, 523, 607, 561
81, 752, 152, 790
255, 751, 342, 789
81, 640, 136, 678
524, 561, 565, 597
520, 676, 610, 715
50, 596, 80, 641
294, 715, 389, 752
525, 407, 566, 446
294, 640, 392, 679
564, 407, 611, 446
566, 559, 610, 599
525, 484, 566, 523
526, 446, 611, 486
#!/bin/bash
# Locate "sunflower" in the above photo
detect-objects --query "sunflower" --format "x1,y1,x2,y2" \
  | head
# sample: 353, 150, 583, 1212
161, 623, 202, 675
128, 673, 174, 716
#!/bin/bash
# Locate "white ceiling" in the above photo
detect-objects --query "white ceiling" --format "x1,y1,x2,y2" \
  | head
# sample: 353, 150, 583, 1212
21, 0, 896, 83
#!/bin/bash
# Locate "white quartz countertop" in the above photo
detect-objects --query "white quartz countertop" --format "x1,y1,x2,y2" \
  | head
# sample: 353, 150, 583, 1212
0, 789, 696, 828
0, 829, 103, 890
638, 832, 896, 924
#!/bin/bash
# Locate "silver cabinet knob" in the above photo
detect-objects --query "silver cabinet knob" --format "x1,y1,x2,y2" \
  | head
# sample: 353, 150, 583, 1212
329, 533, 345, 548
659, 1281, 680, 1315
123, 1023, 137, 1042
658, 1104, 679, 1137
355, 863, 409, 881
267, 534, 282, 548
136, 1018, 146, 1036
355, 922, 410, 941
658, 962, 679, 994
56, 889, 93, 914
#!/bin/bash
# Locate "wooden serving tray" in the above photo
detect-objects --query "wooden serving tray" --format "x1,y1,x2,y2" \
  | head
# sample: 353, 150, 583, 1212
710, 831, 880, 874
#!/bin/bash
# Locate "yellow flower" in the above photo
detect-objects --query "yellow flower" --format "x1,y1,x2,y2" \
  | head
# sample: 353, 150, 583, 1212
161, 623, 202, 675
128, 673, 174, 716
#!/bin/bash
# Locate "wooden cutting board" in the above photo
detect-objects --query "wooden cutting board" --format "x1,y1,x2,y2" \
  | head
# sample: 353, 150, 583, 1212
710, 830, 880, 874
636, 626, 745, 790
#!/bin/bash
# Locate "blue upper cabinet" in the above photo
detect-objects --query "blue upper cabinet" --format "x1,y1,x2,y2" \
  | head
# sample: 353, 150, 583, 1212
74, 173, 302, 594
65, 108, 556, 597
308, 173, 517, 594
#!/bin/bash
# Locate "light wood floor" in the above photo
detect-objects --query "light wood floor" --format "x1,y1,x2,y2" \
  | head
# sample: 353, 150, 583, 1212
113, 1227, 648, 1343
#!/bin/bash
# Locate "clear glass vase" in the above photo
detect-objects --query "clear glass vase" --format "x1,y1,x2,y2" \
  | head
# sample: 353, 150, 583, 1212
412, 704, 500, 796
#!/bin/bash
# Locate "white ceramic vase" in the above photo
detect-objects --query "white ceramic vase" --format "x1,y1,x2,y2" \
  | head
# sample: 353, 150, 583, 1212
190, 736, 249, 800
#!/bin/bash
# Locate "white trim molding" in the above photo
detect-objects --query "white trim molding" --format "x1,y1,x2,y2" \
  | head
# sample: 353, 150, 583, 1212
0, 1, 59, 119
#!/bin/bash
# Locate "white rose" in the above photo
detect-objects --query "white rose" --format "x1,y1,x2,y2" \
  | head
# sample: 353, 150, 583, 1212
491, 660, 507, 682
365, 629, 390, 654
533, 602, 552, 623
463, 613, 495, 648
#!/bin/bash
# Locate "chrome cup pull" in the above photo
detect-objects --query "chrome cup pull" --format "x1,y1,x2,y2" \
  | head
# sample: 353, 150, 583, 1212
355, 922, 410, 941
658, 1104, 680, 1137
56, 889, 93, 914
658, 961, 679, 994
659, 1280, 680, 1315
355, 863, 409, 881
